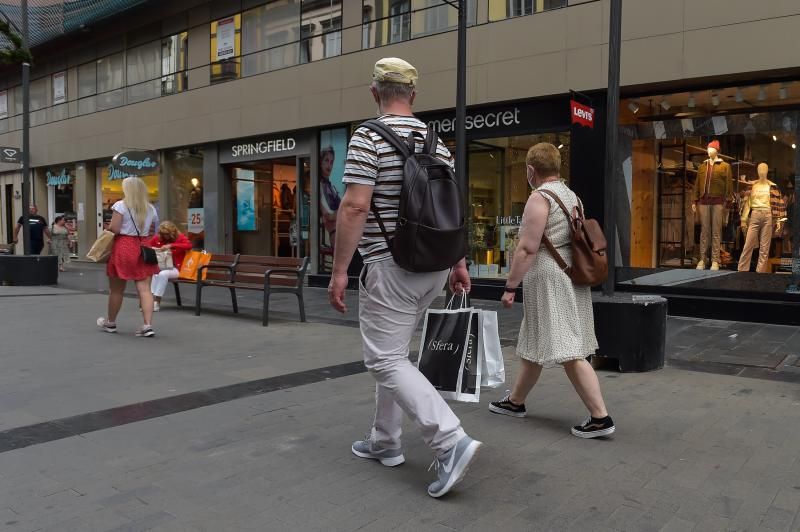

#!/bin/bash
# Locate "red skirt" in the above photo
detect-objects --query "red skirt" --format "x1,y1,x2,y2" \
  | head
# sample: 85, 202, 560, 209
107, 235, 159, 280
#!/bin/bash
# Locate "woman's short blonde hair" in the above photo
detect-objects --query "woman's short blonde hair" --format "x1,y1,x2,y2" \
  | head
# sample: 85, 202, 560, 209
158, 221, 179, 243
526, 142, 561, 176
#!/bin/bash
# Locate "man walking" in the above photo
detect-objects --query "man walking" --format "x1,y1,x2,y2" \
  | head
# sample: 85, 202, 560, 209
328, 57, 481, 498
13, 205, 50, 255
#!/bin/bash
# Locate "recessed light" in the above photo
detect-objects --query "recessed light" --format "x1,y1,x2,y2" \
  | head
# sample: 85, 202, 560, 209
557, 144, 564, 149
793, 143, 797, 149
660, 99, 671, 111
628, 101, 640, 114
773, 135, 778, 141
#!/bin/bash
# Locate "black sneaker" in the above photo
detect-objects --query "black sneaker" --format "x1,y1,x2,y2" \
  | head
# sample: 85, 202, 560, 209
488, 392, 526, 418
571, 416, 615, 438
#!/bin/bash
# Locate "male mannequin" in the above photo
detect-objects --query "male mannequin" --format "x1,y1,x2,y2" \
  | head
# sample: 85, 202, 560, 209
737, 163, 786, 272
692, 140, 732, 270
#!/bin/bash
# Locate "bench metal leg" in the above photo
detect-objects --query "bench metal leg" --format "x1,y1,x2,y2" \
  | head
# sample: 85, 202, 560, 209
173, 283, 182, 307
195, 283, 203, 316
297, 289, 306, 323
230, 288, 238, 313
262, 288, 270, 327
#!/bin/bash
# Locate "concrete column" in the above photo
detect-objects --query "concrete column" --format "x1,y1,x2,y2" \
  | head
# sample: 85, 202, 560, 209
74, 160, 97, 257
202, 143, 229, 254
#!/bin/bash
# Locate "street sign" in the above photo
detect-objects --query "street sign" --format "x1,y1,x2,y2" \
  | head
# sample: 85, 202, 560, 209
0, 147, 22, 163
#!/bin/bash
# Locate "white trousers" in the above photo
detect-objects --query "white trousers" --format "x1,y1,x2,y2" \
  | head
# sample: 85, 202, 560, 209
151, 268, 179, 297
359, 260, 465, 454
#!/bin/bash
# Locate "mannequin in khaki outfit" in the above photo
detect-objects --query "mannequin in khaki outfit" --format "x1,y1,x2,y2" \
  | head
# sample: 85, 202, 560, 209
692, 140, 732, 270
738, 163, 783, 272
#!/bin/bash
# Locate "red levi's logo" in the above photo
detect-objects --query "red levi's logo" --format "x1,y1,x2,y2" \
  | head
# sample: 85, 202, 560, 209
571, 100, 594, 128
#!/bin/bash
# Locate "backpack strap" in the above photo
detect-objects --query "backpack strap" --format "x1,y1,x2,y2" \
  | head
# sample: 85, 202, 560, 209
536, 189, 572, 274
361, 119, 411, 159
423, 125, 439, 155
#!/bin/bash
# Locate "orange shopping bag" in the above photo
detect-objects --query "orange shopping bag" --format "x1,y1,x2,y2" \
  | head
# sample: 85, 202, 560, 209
178, 250, 212, 280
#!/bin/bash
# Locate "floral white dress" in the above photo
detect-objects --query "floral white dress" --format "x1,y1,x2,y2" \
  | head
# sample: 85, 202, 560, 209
516, 181, 598, 366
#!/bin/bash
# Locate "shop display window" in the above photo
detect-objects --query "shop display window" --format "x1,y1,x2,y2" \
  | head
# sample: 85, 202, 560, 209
467, 133, 570, 279
318, 127, 348, 272
166, 148, 204, 248
619, 82, 800, 296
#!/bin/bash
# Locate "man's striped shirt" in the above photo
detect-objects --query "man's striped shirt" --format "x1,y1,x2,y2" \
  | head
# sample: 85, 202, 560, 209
342, 114, 454, 264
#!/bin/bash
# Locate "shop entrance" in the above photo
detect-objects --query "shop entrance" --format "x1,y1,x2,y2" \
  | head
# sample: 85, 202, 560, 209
228, 157, 302, 257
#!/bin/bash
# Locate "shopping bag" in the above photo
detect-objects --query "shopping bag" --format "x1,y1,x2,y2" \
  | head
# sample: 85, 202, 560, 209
178, 250, 201, 280
477, 310, 505, 388
417, 294, 481, 403
86, 230, 115, 263
196, 251, 212, 280
155, 248, 174, 271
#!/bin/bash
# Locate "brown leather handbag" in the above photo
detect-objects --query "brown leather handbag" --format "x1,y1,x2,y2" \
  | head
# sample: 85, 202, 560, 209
539, 189, 608, 286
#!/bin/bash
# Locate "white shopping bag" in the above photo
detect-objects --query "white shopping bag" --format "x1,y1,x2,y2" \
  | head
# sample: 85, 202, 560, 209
477, 310, 505, 388
417, 293, 482, 403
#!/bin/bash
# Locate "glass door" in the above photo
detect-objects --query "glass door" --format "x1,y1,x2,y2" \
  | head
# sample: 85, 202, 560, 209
296, 157, 311, 258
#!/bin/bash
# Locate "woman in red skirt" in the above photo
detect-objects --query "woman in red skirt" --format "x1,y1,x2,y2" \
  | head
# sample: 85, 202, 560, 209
97, 177, 160, 337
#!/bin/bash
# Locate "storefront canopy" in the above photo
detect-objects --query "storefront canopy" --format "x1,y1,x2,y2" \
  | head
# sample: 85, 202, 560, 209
0, 0, 148, 48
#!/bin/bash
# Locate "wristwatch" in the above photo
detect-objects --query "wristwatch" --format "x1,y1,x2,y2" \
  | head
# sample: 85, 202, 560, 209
504, 286, 517, 293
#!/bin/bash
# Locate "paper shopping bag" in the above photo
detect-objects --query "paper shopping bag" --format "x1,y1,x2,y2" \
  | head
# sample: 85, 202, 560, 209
195, 251, 212, 280
86, 230, 115, 263
477, 310, 505, 388
178, 250, 201, 280
417, 296, 481, 403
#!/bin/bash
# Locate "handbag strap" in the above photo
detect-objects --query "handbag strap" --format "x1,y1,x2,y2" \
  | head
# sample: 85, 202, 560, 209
125, 205, 143, 239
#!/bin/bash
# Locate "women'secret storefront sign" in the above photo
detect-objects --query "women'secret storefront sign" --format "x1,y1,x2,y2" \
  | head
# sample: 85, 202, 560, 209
427, 109, 521, 134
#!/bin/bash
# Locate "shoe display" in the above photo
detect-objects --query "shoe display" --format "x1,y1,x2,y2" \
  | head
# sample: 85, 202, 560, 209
571, 416, 616, 439
488, 392, 527, 418
351, 436, 405, 467
427, 436, 482, 498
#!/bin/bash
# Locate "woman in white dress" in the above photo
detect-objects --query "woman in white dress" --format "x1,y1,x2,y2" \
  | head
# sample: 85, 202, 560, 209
488, 142, 615, 438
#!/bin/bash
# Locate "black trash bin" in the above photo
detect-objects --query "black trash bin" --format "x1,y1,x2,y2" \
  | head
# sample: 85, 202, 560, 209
592, 294, 667, 372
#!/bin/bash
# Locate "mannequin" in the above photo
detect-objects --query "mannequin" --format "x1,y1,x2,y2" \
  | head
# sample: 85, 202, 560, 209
692, 140, 732, 270
737, 163, 785, 273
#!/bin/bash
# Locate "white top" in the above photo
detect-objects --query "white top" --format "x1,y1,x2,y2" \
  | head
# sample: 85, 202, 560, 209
112, 200, 159, 237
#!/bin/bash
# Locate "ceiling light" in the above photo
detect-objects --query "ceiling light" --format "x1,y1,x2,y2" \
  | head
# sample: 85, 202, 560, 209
758, 86, 767, 101
711, 94, 720, 107
773, 135, 778, 141
793, 143, 797, 149
557, 143, 564, 150
735, 88, 744, 103
779, 85, 788, 100
687, 94, 696, 108
660, 99, 671, 111
628, 101, 640, 114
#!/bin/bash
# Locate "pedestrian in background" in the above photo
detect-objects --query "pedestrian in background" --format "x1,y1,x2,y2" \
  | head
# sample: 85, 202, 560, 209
50, 215, 71, 271
147, 221, 192, 312
97, 177, 159, 337
328, 57, 481, 498
13, 205, 50, 255
490, 142, 615, 438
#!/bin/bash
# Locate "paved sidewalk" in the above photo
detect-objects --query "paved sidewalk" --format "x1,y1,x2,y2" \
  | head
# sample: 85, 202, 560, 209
1, 272, 799, 531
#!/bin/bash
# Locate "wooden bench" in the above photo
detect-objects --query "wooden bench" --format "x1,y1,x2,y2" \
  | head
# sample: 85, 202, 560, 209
195, 254, 310, 326
171, 254, 239, 310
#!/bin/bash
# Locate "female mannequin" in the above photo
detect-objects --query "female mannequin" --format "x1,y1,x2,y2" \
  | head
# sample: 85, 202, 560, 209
738, 163, 785, 272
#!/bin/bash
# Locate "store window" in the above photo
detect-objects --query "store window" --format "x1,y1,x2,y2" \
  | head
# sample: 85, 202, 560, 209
318, 127, 348, 272
488, 0, 566, 22
165, 148, 204, 247
241, 1, 301, 77
467, 133, 570, 278
619, 81, 799, 296
29, 77, 47, 126
96, 52, 125, 111
211, 14, 242, 84
362, 0, 475, 49
47, 166, 79, 258
98, 161, 159, 231
162, 32, 189, 96
301, 0, 342, 64
127, 40, 161, 103
78, 61, 98, 115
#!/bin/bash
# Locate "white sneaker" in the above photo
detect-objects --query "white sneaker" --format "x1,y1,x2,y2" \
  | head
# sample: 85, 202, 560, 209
97, 317, 117, 333
153, 302, 160, 312
696, 260, 705, 270
710, 262, 720, 271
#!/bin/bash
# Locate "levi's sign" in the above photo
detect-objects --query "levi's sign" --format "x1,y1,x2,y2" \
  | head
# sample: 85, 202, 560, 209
570, 100, 594, 128
111, 150, 159, 177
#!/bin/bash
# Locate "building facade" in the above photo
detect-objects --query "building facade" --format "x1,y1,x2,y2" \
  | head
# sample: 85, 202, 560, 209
0, 0, 798, 321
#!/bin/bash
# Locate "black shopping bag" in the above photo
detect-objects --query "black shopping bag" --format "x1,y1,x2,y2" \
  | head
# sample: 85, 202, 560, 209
417, 297, 481, 402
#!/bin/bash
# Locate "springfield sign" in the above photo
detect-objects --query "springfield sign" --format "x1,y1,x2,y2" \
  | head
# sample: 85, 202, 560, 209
109, 150, 159, 180
231, 138, 296, 158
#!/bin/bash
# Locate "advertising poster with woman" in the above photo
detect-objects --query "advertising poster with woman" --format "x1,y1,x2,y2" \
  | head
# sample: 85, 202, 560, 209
319, 128, 347, 271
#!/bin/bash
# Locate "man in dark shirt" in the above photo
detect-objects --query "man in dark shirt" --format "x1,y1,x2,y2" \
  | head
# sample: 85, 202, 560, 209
14, 205, 51, 255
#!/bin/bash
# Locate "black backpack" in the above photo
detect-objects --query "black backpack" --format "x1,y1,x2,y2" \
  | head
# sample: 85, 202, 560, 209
361, 119, 467, 273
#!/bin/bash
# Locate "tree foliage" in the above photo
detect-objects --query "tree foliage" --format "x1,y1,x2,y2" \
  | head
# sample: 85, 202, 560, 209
0, 19, 33, 65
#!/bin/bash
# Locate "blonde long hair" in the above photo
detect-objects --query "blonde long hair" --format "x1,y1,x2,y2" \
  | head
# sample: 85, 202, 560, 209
122, 177, 150, 230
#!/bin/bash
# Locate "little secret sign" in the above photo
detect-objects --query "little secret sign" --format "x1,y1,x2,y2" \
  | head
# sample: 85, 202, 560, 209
570, 100, 595, 129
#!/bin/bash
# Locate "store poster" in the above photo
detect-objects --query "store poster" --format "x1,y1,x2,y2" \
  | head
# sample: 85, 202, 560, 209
318, 128, 348, 269
53, 72, 66, 105
216, 17, 236, 61
188, 208, 204, 233
236, 169, 256, 231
